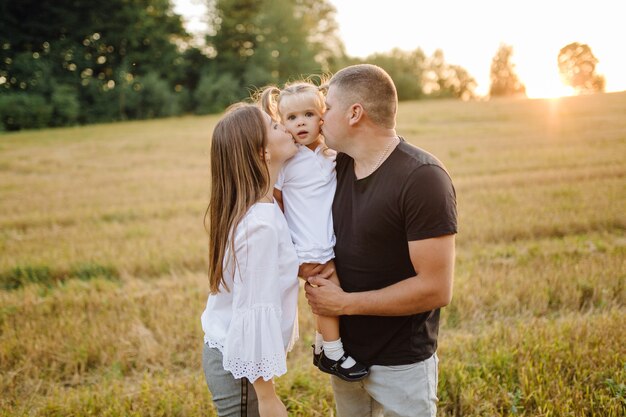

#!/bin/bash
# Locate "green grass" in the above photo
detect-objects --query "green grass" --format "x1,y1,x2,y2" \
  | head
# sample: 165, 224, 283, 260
0, 263, 119, 290
1, 92, 625, 416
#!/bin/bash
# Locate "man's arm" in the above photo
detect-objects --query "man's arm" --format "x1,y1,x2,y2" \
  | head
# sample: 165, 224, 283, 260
304, 234, 455, 316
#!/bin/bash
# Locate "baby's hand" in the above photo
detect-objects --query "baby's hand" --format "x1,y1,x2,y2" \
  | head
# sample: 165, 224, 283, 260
298, 262, 325, 279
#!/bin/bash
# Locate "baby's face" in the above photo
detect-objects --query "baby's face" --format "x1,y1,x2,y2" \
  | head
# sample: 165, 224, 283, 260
280, 96, 323, 150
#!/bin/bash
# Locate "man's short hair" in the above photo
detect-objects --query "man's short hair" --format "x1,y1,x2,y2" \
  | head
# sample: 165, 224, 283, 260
329, 64, 398, 129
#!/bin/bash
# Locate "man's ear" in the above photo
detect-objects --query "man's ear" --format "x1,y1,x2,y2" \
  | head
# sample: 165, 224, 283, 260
348, 104, 363, 126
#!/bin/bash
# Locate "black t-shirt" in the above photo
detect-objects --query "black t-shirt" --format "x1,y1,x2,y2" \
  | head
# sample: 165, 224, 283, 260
332, 138, 457, 366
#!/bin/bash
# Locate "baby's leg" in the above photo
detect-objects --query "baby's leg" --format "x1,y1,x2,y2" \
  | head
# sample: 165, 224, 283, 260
316, 312, 368, 381
305, 261, 368, 380
317, 314, 340, 341
299, 262, 325, 357
304, 260, 340, 343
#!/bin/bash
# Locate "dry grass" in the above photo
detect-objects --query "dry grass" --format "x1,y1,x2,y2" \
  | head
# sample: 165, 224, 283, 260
1, 92, 625, 416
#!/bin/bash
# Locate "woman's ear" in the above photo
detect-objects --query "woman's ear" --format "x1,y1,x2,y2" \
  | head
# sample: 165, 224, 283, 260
348, 104, 363, 126
261, 148, 271, 164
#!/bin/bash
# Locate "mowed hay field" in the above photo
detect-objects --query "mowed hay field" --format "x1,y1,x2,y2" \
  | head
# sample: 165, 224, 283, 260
1, 92, 625, 416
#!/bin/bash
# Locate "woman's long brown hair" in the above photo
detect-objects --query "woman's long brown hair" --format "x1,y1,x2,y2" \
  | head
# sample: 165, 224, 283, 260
205, 104, 270, 294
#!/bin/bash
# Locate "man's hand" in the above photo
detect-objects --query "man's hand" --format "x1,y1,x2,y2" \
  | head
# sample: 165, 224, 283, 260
304, 275, 349, 316
306, 235, 455, 317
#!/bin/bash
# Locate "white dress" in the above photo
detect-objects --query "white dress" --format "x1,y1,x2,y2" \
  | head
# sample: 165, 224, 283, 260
275, 144, 337, 264
201, 202, 300, 382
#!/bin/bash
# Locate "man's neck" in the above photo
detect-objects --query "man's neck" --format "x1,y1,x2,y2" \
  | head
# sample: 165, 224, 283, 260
350, 128, 398, 179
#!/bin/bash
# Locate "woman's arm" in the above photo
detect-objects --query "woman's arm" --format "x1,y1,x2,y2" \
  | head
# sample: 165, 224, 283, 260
252, 378, 287, 417
222, 220, 291, 392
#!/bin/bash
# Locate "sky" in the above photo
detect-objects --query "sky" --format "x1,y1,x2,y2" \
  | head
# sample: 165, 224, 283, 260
173, 0, 626, 98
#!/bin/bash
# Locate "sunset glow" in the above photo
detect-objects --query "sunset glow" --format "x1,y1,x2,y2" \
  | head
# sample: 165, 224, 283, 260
518, 67, 576, 99
329, 0, 625, 99
174, 0, 626, 99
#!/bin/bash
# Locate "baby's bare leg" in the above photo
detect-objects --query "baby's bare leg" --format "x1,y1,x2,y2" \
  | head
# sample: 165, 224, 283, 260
305, 261, 367, 379
301, 261, 341, 342
317, 315, 340, 341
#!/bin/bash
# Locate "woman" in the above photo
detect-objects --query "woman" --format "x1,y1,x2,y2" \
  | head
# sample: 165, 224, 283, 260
202, 103, 299, 417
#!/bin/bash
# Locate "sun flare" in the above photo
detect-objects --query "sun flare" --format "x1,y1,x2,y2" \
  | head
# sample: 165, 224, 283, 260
517, 65, 577, 99
526, 83, 576, 99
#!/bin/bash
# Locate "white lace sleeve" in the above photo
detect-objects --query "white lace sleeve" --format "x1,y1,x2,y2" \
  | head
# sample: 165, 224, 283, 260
222, 218, 290, 382
222, 304, 287, 382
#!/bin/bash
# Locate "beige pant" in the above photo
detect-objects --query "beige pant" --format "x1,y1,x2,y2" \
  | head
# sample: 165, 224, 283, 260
331, 353, 439, 417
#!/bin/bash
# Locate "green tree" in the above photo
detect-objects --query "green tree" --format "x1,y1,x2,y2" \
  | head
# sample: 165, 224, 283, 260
489, 44, 526, 98
423, 49, 476, 100
205, 0, 343, 102
558, 42, 605, 94
447, 64, 477, 101
1, 0, 188, 90
0, 0, 192, 127
359, 48, 426, 101
206, 0, 262, 85
0, 93, 52, 130
247, 0, 318, 85
294, 0, 345, 73
194, 71, 243, 114
50, 85, 80, 126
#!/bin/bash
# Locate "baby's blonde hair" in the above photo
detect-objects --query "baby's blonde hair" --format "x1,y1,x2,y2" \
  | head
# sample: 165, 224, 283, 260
258, 81, 325, 122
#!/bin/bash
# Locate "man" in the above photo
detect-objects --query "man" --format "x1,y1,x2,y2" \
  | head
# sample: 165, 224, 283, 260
305, 64, 457, 417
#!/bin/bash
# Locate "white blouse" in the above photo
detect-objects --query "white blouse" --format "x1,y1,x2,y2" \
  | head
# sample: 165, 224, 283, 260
275, 144, 337, 264
201, 202, 300, 382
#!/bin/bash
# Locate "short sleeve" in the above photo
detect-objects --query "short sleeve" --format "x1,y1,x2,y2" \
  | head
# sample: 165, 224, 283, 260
221, 219, 288, 382
401, 165, 457, 241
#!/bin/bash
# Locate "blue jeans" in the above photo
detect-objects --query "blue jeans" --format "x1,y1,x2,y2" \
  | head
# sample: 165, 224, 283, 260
202, 344, 260, 417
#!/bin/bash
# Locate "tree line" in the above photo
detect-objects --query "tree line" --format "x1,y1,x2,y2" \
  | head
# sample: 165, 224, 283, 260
489, 42, 605, 98
0, 0, 606, 131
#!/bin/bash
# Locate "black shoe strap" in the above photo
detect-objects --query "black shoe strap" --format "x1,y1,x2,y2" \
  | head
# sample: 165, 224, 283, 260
336, 355, 349, 366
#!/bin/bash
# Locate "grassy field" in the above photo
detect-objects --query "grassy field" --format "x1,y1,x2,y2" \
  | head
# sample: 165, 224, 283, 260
1, 92, 625, 416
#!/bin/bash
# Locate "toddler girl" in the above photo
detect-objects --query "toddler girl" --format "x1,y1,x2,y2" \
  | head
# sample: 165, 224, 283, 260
259, 82, 368, 382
